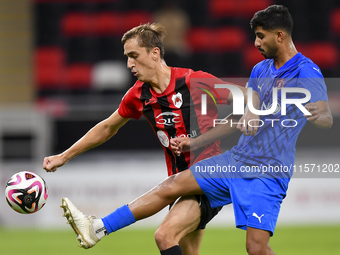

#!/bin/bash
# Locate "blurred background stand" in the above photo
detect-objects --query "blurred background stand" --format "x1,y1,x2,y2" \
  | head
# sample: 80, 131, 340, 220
0, 0, 52, 163
0, 106, 52, 162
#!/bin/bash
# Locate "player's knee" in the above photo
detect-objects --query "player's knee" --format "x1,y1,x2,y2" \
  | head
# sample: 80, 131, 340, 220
154, 226, 173, 251
246, 241, 268, 255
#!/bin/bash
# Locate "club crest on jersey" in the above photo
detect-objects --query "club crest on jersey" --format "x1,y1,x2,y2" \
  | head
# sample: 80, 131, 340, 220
276, 78, 285, 88
172, 92, 183, 108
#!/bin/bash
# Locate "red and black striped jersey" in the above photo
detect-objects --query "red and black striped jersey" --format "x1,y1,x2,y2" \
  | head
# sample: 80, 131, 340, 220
118, 67, 230, 176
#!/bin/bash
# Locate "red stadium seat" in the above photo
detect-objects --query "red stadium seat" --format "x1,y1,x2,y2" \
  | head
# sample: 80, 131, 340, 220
63, 63, 92, 88
62, 11, 152, 37
186, 28, 211, 52
35, 47, 66, 88
330, 9, 340, 35
242, 0, 273, 17
213, 27, 247, 52
61, 12, 95, 37
298, 42, 339, 69
209, 0, 237, 18
124, 11, 153, 31
35, 47, 64, 68
209, 0, 273, 18
94, 12, 124, 36
187, 27, 246, 53
36, 66, 65, 89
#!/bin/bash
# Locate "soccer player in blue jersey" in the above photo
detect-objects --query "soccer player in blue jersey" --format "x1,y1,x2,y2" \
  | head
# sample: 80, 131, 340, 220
59, 5, 333, 255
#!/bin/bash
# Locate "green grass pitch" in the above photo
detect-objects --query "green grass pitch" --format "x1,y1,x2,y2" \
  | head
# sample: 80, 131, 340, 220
1, 225, 339, 254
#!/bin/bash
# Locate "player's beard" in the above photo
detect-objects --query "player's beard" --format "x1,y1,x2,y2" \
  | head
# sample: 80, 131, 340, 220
261, 42, 279, 59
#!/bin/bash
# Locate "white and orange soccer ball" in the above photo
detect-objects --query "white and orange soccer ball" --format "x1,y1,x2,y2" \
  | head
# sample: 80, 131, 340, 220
5, 171, 48, 214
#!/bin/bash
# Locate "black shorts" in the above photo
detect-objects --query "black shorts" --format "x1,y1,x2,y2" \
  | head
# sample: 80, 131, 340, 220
169, 195, 222, 230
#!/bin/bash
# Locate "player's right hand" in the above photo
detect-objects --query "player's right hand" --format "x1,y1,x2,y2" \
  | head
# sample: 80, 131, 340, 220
43, 155, 66, 172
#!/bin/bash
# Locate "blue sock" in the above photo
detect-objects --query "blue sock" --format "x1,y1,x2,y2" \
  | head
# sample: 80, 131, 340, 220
101, 205, 136, 234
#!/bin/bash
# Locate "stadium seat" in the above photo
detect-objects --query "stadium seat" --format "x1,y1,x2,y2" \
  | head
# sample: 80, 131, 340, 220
213, 27, 247, 52
61, 12, 95, 37
330, 9, 340, 35
299, 42, 339, 69
186, 27, 211, 52
241, 0, 273, 17
187, 27, 246, 53
124, 11, 153, 31
96, 10, 152, 35
62, 11, 152, 37
63, 63, 93, 88
209, 0, 236, 18
35, 47, 65, 68
35, 47, 65, 88
209, 0, 273, 18
94, 12, 124, 36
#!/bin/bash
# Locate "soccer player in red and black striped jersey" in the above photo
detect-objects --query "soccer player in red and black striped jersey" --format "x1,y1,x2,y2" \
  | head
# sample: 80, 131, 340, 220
119, 63, 231, 176
43, 23, 254, 254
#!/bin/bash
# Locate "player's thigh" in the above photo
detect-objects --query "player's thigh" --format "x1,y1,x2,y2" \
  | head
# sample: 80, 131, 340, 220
159, 195, 201, 238
231, 178, 285, 236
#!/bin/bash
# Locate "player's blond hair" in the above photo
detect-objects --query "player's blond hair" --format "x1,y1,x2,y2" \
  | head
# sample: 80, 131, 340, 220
121, 23, 167, 59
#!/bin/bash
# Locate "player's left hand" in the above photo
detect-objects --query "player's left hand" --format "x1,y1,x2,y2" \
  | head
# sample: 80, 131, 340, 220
303, 100, 333, 129
304, 102, 320, 122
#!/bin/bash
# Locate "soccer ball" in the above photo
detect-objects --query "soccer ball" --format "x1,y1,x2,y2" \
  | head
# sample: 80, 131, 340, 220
5, 171, 48, 214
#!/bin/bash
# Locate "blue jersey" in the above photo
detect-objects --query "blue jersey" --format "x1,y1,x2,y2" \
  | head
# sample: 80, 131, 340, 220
230, 53, 328, 183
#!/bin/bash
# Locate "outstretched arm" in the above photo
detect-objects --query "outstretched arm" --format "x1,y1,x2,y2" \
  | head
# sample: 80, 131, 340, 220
43, 110, 130, 172
304, 101, 333, 129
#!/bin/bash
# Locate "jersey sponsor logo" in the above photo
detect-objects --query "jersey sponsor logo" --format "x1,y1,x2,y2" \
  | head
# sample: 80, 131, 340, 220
156, 112, 182, 126
172, 92, 183, 108
170, 129, 198, 139
252, 212, 264, 223
157, 130, 170, 147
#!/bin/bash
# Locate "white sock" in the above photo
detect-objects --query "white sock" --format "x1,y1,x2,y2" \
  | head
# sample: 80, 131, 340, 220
92, 218, 108, 239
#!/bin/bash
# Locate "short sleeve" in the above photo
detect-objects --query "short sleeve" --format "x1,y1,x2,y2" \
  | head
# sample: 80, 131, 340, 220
298, 64, 328, 103
118, 88, 143, 120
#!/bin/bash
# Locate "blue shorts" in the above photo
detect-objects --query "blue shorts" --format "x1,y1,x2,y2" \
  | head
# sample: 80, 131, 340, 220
190, 151, 287, 236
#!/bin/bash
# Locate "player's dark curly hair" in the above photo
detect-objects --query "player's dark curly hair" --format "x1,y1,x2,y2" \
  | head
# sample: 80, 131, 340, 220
121, 23, 167, 59
250, 5, 293, 36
